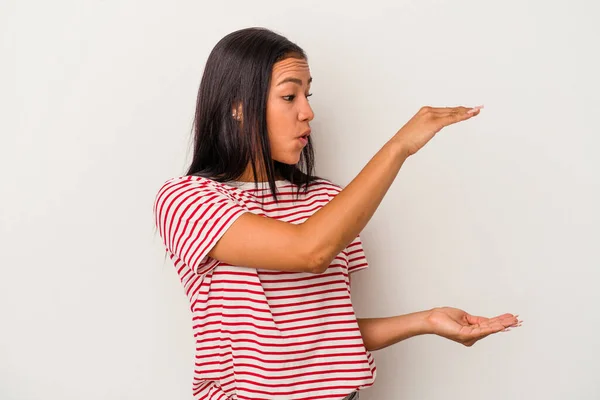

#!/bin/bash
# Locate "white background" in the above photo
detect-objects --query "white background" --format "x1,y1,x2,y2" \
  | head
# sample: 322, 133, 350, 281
2, 0, 599, 399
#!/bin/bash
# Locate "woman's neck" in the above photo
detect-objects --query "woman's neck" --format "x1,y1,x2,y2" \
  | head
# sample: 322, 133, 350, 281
237, 165, 283, 183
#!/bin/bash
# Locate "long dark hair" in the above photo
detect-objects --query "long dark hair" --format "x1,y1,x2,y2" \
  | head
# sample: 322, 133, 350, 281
186, 27, 319, 200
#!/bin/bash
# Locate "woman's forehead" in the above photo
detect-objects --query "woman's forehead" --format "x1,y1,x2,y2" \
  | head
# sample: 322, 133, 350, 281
272, 58, 311, 85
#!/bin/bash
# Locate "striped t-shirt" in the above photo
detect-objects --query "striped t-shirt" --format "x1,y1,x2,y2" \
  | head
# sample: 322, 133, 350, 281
154, 175, 376, 400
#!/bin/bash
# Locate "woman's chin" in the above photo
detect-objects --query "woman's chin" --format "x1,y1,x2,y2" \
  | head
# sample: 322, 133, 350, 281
274, 153, 302, 166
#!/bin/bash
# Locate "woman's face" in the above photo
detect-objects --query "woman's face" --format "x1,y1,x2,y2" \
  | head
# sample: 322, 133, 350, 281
265, 57, 314, 165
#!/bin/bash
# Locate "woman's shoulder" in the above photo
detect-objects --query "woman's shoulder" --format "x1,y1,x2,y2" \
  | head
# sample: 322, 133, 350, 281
158, 174, 231, 189
156, 175, 345, 200
307, 177, 344, 196
155, 175, 238, 201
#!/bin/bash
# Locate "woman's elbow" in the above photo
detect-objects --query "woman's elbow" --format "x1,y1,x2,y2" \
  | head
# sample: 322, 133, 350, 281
303, 249, 331, 274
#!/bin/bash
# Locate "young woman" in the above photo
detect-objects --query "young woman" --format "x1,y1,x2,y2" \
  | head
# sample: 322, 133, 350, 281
154, 27, 521, 400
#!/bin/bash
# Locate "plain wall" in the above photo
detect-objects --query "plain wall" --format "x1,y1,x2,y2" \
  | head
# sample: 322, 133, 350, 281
2, 0, 599, 399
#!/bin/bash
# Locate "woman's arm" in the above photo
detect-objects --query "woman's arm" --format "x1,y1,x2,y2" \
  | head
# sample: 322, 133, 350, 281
210, 106, 482, 273
357, 311, 432, 351
357, 307, 521, 351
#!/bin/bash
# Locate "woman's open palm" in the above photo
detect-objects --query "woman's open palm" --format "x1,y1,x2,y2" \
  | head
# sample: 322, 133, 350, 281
427, 307, 522, 347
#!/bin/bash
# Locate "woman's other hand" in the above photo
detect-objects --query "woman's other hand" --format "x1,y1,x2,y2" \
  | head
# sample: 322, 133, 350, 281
426, 306, 522, 347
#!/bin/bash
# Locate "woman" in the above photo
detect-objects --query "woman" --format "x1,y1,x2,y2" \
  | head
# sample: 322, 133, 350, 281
154, 27, 521, 400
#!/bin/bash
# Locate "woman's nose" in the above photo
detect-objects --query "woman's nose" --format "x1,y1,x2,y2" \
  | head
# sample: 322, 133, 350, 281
299, 100, 314, 122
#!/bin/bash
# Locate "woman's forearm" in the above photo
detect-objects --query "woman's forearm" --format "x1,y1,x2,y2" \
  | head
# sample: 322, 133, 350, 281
357, 310, 434, 351
301, 106, 480, 273
301, 139, 408, 272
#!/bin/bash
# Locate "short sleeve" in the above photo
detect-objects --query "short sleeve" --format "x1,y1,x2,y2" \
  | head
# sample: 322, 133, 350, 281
318, 178, 370, 274
154, 177, 247, 275
346, 235, 369, 274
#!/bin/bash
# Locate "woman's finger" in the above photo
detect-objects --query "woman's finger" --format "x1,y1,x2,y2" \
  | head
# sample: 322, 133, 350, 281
426, 105, 482, 115
436, 109, 477, 127
479, 313, 517, 326
466, 314, 489, 325
467, 105, 484, 113
481, 319, 514, 330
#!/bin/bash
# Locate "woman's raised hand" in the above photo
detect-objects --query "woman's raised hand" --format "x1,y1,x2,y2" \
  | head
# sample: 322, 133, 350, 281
393, 105, 483, 157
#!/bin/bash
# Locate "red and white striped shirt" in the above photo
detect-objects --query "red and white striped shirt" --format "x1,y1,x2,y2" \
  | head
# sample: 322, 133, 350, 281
154, 175, 376, 400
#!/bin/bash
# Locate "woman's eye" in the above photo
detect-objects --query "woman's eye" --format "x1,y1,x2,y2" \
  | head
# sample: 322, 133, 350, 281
283, 93, 312, 102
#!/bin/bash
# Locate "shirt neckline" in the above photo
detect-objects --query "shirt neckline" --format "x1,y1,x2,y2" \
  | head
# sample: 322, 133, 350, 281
222, 179, 291, 190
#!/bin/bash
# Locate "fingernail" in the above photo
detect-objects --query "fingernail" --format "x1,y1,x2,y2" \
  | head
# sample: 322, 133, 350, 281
467, 105, 484, 114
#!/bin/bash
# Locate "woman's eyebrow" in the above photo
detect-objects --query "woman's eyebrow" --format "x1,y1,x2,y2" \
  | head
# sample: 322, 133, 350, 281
276, 77, 313, 86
